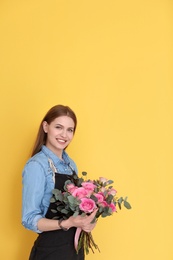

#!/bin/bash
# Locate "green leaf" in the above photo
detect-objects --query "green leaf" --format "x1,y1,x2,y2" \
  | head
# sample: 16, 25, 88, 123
101, 212, 108, 217
69, 205, 76, 211
67, 195, 76, 204
91, 216, 97, 224
106, 194, 113, 204
67, 196, 79, 207
50, 197, 56, 203
52, 188, 61, 195
63, 196, 68, 204
102, 206, 110, 214
76, 177, 84, 186
108, 207, 113, 214
118, 202, 122, 210
94, 187, 99, 193
61, 209, 69, 214
56, 205, 64, 212
90, 194, 98, 203
64, 180, 72, 190
103, 190, 107, 197
73, 211, 79, 217
99, 206, 103, 213
64, 180, 72, 185
51, 209, 57, 213
52, 216, 59, 220
73, 173, 78, 180
106, 180, 114, 185
118, 197, 123, 204
82, 171, 87, 176
124, 200, 132, 209
55, 193, 63, 201
52, 189, 64, 201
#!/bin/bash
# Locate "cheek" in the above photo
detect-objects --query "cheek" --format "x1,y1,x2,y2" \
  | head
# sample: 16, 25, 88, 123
68, 132, 74, 140
47, 129, 57, 138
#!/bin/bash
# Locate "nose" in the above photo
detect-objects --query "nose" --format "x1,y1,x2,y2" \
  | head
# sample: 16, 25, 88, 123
60, 129, 67, 137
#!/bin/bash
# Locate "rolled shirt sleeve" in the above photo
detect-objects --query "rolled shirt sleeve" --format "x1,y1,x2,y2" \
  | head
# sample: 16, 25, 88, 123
22, 160, 47, 233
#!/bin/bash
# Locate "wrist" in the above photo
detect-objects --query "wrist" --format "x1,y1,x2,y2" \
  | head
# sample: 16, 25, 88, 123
58, 219, 70, 231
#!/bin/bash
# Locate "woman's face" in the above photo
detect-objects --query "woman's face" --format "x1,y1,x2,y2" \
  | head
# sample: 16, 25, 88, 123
43, 116, 75, 158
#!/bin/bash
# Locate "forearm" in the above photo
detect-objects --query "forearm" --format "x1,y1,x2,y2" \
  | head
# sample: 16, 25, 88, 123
37, 209, 98, 232
37, 216, 95, 232
37, 217, 74, 232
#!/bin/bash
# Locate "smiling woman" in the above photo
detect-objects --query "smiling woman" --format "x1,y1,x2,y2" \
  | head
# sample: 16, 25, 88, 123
22, 104, 98, 260
31, 105, 77, 156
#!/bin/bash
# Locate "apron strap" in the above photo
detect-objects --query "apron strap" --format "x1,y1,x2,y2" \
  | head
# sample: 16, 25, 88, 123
48, 158, 57, 183
48, 158, 76, 183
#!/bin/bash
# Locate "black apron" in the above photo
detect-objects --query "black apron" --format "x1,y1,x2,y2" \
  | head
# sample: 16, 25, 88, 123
29, 171, 84, 260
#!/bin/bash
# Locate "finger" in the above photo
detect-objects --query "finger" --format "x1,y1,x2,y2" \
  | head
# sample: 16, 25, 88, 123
90, 208, 98, 217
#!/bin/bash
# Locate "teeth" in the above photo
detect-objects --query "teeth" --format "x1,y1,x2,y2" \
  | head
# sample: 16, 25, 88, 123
58, 139, 66, 143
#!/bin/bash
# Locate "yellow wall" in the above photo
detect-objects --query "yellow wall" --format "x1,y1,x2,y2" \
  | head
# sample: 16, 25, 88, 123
0, 1, 173, 259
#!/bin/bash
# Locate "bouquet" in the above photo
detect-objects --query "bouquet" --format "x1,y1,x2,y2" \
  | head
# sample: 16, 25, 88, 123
50, 172, 131, 255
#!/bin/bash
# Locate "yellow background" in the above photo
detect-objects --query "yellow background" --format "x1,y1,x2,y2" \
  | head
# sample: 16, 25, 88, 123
0, 1, 173, 259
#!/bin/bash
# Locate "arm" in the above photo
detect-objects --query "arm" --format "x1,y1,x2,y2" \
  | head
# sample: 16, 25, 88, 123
37, 209, 98, 232
22, 159, 97, 233
22, 160, 48, 233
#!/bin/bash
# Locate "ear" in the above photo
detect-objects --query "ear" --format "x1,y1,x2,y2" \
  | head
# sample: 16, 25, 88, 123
42, 121, 48, 133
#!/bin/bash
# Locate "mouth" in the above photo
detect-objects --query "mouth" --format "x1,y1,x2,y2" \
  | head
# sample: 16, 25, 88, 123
56, 138, 66, 144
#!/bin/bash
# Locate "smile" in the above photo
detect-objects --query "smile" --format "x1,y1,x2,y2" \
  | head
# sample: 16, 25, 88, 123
57, 139, 66, 143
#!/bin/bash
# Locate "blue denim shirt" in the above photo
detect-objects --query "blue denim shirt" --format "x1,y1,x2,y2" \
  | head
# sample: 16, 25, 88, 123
22, 145, 77, 233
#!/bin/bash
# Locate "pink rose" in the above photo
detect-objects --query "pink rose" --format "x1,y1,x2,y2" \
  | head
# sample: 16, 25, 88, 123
79, 198, 97, 213
109, 203, 116, 212
100, 187, 106, 193
94, 193, 104, 203
108, 188, 117, 196
99, 177, 108, 184
66, 183, 77, 194
72, 187, 88, 199
99, 200, 108, 208
81, 182, 96, 194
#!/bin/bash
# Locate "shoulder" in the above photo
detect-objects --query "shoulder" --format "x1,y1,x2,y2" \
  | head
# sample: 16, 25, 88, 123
28, 151, 48, 164
23, 151, 50, 177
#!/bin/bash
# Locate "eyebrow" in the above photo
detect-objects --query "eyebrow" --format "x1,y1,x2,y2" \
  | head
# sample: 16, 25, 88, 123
55, 123, 74, 129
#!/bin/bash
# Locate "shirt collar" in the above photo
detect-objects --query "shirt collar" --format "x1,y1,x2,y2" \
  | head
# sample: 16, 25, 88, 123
41, 145, 70, 166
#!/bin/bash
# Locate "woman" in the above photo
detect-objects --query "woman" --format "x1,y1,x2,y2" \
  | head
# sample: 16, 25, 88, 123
22, 105, 97, 260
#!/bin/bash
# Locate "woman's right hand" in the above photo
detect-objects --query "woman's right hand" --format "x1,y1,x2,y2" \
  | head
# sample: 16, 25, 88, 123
62, 209, 98, 232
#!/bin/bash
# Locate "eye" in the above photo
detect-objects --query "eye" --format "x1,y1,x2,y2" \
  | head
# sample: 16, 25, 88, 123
68, 128, 74, 133
55, 125, 62, 129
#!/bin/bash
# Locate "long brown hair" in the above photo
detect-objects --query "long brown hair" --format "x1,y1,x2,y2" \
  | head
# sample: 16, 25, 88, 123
31, 105, 77, 156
